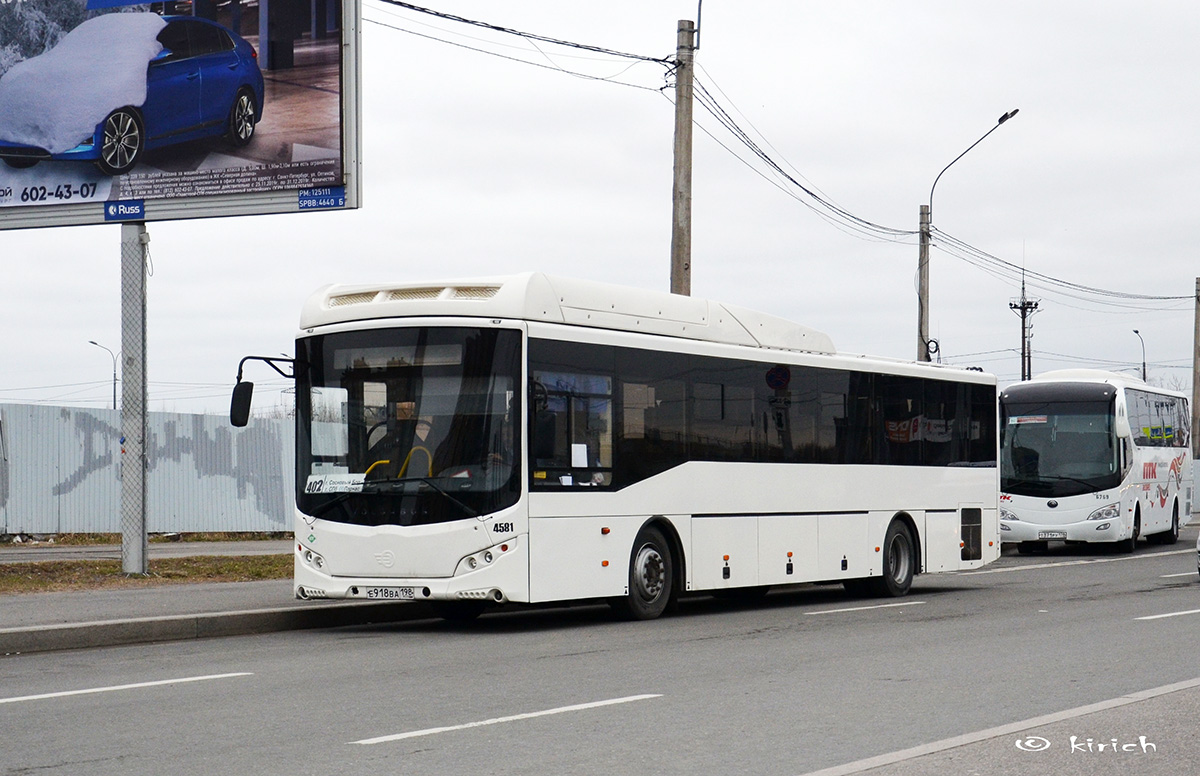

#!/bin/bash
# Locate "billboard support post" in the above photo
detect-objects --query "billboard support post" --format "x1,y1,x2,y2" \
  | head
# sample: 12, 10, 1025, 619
120, 222, 149, 575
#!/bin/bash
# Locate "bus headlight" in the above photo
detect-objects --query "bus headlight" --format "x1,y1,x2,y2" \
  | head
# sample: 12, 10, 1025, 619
1088, 504, 1120, 521
300, 546, 326, 570
1000, 507, 1018, 521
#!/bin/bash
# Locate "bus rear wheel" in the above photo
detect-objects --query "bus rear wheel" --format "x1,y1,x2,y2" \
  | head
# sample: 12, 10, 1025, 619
878, 520, 916, 596
844, 519, 915, 598
612, 525, 674, 620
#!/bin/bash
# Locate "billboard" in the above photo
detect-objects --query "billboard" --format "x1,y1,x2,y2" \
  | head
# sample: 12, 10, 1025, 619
0, 0, 360, 229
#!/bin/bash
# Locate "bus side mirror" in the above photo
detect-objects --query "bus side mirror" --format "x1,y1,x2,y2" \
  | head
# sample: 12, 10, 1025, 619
231, 381, 254, 427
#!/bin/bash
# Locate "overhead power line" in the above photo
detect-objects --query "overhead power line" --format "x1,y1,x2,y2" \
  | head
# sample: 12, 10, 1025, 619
364, 2, 1191, 310
372, 0, 672, 64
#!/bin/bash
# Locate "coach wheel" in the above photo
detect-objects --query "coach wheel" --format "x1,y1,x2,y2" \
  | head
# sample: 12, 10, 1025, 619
1118, 509, 1140, 554
878, 519, 916, 597
1149, 502, 1180, 545
612, 525, 674, 620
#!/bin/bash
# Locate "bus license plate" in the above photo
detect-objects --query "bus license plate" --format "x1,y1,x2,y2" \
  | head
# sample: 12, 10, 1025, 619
1038, 531, 1066, 540
364, 587, 415, 600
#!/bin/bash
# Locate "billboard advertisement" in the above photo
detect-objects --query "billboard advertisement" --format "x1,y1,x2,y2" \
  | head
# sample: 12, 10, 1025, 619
0, 0, 360, 229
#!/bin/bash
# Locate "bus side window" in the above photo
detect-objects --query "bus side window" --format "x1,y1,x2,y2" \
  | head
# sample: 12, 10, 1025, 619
533, 411, 557, 460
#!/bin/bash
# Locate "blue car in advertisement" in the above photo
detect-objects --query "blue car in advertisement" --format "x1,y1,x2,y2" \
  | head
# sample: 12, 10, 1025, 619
0, 13, 265, 176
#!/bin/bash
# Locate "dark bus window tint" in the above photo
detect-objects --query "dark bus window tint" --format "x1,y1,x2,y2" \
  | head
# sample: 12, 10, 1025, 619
923, 379, 959, 466
529, 337, 997, 491
840, 371, 874, 464
967, 383, 997, 463
815, 368, 849, 463
682, 356, 764, 462
615, 347, 690, 485
877, 375, 923, 465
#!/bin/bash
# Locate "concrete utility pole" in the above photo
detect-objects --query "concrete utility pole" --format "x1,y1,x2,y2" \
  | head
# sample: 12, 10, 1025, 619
1193, 277, 1199, 459
120, 223, 150, 575
917, 205, 931, 361
670, 19, 696, 297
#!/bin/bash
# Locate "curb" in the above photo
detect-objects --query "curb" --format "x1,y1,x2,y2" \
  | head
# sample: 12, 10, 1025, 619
0, 601, 431, 655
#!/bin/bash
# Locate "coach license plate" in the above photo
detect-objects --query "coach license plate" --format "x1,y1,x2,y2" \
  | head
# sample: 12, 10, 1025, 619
1038, 531, 1067, 540
364, 587, 415, 600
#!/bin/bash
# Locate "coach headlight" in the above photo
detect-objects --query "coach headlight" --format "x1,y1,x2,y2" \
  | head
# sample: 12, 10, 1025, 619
1000, 507, 1018, 521
1088, 504, 1120, 521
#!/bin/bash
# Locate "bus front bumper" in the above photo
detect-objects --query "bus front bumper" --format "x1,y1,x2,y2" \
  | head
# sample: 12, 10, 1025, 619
1000, 517, 1129, 544
292, 537, 528, 603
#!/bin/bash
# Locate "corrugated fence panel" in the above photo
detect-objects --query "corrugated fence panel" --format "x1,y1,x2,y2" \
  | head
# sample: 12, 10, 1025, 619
146, 412, 293, 532
56, 406, 122, 534
0, 404, 293, 535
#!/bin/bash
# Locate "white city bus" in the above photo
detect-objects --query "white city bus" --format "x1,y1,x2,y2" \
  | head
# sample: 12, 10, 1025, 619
999, 370, 1193, 552
233, 273, 1000, 620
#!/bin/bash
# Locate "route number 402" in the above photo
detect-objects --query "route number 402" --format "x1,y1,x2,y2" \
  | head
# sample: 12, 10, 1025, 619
493, 522, 514, 534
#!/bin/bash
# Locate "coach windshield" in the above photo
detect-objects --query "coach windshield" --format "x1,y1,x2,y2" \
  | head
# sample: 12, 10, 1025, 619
1000, 385, 1120, 497
296, 326, 522, 526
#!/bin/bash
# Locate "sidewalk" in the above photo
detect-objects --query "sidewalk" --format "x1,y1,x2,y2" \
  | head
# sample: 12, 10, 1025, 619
0, 541, 428, 655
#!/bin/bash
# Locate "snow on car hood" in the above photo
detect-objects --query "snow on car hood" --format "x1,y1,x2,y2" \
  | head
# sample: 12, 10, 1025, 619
0, 13, 165, 154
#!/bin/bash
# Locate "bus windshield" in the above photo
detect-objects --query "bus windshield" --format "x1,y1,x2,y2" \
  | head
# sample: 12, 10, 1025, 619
1000, 398, 1120, 497
296, 326, 522, 526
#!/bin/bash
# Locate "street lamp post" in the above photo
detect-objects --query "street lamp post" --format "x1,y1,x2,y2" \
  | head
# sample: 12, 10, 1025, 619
89, 340, 118, 409
918, 109, 1020, 362
1133, 329, 1146, 381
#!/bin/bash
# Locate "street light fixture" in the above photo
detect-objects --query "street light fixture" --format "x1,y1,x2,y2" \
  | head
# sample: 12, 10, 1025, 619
88, 340, 119, 410
1132, 329, 1146, 381
917, 109, 1020, 362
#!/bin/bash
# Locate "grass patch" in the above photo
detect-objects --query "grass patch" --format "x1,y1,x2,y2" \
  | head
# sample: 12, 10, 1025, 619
0, 554, 292, 595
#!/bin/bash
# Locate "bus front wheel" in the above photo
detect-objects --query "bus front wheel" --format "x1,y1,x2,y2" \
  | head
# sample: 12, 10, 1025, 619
1147, 502, 1179, 545
1118, 510, 1141, 554
613, 525, 674, 620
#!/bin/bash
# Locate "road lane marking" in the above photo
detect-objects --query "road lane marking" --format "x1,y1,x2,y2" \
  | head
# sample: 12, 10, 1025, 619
1160, 571, 1196, 578
795, 676, 1200, 776
803, 601, 926, 616
963, 548, 1192, 575
351, 694, 662, 745
0, 672, 253, 705
1136, 608, 1200, 621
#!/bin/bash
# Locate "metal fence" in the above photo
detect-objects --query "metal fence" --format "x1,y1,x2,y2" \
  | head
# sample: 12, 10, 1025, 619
0, 404, 293, 535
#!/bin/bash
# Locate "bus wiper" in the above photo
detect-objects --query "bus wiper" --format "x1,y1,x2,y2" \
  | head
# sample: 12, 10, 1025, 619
367, 475, 480, 517
310, 491, 359, 518
308, 480, 396, 518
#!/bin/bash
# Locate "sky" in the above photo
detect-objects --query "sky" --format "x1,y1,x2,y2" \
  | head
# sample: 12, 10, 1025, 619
2, 0, 1197, 415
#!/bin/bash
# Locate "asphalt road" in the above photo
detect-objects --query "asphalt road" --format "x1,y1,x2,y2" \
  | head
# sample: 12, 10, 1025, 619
2, 528, 1198, 776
